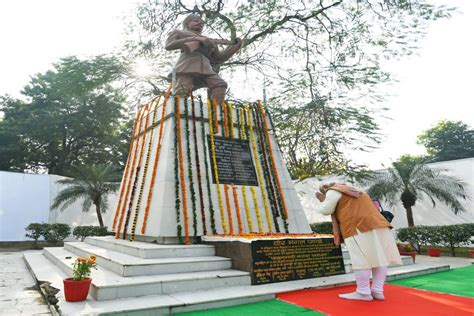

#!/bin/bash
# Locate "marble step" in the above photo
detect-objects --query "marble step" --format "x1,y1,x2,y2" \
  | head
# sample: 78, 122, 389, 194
85, 236, 215, 258
24, 250, 450, 315
62, 242, 231, 276
43, 247, 251, 300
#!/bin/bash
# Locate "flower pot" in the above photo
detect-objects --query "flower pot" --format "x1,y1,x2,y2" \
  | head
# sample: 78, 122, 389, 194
427, 247, 441, 257
469, 249, 474, 259
63, 278, 91, 302
399, 251, 417, 263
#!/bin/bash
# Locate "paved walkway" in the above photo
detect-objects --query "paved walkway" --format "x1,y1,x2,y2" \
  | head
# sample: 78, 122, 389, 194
0, 251, 471, 316
0, 251, 51, 316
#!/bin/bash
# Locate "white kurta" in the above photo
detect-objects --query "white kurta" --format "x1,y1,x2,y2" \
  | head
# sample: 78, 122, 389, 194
315, 190, 402, 270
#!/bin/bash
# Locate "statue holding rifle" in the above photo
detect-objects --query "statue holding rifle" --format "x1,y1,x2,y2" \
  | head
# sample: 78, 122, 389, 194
165, 14, 242, 103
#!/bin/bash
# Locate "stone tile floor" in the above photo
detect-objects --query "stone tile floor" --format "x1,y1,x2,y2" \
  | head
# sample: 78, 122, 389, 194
0, 251, 51, 316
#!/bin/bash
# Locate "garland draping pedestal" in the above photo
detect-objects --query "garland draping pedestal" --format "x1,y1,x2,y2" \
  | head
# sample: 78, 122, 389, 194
176, 96, 190, 244
184, 97, 198, 241
250, 186, 264, 232
246, 105, 273, 233
141, 86, 173, 234
258, 101, 289, 223
174, 96, 183, 243
231, 184, 244, 234
222, 101, 229, 137
208, 99, 228, 234
191, 94, 207, 235
122, 103, 152, 239
228, 102, 235, 138
130, 97, 161, 241
115, 105, 147, 239
112, 109, 141, 232
241, 186, 254, 232
223, 184, 234, 235
200, 97, 216, 234
252, 104, 281, 233
213, 99, 219, 134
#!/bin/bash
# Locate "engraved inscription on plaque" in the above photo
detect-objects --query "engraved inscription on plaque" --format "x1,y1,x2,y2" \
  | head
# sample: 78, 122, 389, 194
251, 238, 345, 285
207, 136, 259, 186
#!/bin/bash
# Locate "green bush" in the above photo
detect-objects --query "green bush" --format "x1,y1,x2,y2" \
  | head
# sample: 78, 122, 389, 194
73, 226, 108, 242
43, 223, 71, 243
25, 223, 49, 242
437, 224, 472, 257
396, 226, 432, 253
310, 222, 333, 234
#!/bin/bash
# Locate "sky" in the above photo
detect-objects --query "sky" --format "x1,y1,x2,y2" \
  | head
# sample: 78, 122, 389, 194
0, 0, 472, 170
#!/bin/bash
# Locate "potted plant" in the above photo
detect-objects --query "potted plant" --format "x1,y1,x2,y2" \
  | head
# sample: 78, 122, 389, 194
468, 249, 474, 258
426, 229, 442, 257
63, 255, 97, 302
399, 244, 417, 263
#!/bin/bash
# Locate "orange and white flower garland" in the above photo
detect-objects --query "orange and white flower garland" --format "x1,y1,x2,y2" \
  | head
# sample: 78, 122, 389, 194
208, 99, 228, 234
141, 87, 172, 234
231, 184, 243, 234
130, 97, 161, 241
223, 184, 234, 235
246, 104, 273, 232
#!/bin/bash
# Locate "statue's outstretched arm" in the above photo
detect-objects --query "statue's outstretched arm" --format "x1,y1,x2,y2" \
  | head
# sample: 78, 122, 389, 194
213, 38, 242, 63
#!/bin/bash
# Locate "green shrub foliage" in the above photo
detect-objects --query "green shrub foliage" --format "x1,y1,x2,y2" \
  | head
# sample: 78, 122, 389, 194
25, 223, 49, 241
397, 224, 472, 256
43, 223, 71, 243
73, 225, 108, 242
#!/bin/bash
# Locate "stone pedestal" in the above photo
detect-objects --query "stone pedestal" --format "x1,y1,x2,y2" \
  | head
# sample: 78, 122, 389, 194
111, 97, 312, 242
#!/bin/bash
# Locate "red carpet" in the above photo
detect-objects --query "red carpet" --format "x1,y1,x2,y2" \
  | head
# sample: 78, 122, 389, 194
277, 284, 474, 316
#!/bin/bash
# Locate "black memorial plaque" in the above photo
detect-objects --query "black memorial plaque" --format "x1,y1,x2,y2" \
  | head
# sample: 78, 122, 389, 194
251, 238, 345, 285
207, 136, 258, 186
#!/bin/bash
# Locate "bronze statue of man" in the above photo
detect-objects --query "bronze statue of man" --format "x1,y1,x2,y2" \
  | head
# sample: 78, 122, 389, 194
165, 14, 242, 103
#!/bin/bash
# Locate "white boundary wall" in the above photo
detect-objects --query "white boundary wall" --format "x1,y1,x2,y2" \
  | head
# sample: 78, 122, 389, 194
1, 158, 472, 241
0, 171, 117, 241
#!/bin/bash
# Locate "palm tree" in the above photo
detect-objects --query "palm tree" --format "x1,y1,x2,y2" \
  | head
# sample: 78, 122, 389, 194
366, 155, 469, 227
51, 164, 121, 228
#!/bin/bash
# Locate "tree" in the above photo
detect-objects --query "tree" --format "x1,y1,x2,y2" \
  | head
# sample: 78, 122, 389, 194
51, 164, 121, 228
417, 120, 474, 162
0, 56, 130, 175
125, 0, 453, 177
366, 155, 469, 227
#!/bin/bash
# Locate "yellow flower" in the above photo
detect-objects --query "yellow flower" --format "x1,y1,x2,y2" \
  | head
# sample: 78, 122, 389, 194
90, 255, 96, 260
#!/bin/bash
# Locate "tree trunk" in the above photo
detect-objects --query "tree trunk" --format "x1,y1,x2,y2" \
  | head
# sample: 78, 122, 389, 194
95, 204, 104, 228
405, 205, 415, 227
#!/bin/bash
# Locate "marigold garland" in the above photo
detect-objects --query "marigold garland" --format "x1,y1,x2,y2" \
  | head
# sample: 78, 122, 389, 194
228, 102, 234, 138
250, 186, 264, 233
174, 96, 183, 243
184, 97, 198, 242
191, 94, 207, 236
208, 99, 228, 234
241, 186, 253, 232
112, 109, 141, 232
258, 101, 289, 221
252, 104, 281, 233
141, 86, 173, 234
231, 184, 243, 234
200, 97, 216, 234
208, 233, 333, 239
239, 107, 246, 140
221, 101, 228, 137
213, 99, 219, 134
246, 105, 273, 233
176, 96, 190, 244
130, 96, 162, 241
223, 184, 234, 235
122, 103, 152, 239
115, 106, 147, 239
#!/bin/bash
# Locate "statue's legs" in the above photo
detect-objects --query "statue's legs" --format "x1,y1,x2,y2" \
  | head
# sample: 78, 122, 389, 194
205, 75, 228, 103
175, 74, 228, 103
